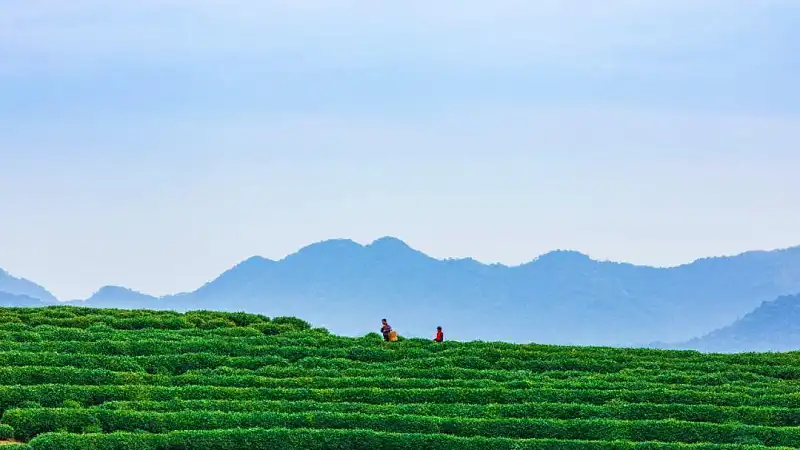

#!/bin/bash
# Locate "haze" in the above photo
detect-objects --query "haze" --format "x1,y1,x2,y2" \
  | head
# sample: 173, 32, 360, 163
1, 1, 798, 300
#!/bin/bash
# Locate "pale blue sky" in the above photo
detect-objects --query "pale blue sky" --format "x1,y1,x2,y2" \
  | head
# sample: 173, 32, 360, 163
1, 1, 798, 300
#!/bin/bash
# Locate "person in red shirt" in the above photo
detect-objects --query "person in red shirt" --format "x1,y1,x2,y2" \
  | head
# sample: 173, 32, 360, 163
434, 326, 444, 343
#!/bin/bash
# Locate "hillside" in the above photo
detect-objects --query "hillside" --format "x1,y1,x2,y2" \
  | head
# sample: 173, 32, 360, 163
4, 239, 800, 347
84, 285, 158, 309
90, 238, 800, 346
0, 269, 56, 303
0, 292, 51, 308
673, 294, 800, 353
0, 306, 798, 449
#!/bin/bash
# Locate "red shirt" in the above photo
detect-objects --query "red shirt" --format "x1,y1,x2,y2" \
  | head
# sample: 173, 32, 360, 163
435, 330, 443, 342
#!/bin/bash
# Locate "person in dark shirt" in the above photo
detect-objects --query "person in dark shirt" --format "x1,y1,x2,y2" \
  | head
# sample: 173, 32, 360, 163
434, 326, 444, 343
381, 319, 392, 341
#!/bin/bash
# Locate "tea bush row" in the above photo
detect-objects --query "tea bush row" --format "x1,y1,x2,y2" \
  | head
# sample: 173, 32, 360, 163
93, 398, 800, 427
0, 337, 798, 380
0, 351, 790, 392
6, 408, 800, 445
0, 385, 797, 411
0, 366, 794, 398
26, 428, 796, 450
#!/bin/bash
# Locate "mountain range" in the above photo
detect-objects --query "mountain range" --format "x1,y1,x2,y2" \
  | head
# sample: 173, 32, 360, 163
0, 268, 57, 303
654, 293, 800, 353
2, 237, 800, 350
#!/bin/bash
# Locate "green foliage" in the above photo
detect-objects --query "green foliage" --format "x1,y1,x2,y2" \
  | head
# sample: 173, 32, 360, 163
25, 428, 799, 450
9, 408, 800, 444
271, 316, 311, 330
0, 423, 14, 439
0, 306, 799, 449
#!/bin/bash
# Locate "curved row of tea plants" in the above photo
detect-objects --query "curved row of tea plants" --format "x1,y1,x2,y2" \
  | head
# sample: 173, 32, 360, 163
0, 366, 796, 398
8, 407, 800, 444
0, 306, 797, 449
26, 428, 797, 450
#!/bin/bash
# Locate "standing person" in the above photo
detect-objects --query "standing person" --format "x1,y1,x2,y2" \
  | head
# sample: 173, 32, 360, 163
434, 326, 444, 343
381, 319, 392, 342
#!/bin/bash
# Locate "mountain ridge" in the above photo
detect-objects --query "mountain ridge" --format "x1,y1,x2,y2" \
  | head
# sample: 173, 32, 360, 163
32, 237, 800, 299
93, 238, 800, 345
86, 285, 158, 304
5, 238, 800, 301
0, 291, 53, 307
661, 293, 800, 353
0, 268, 58, 303
2, 237, 800, 349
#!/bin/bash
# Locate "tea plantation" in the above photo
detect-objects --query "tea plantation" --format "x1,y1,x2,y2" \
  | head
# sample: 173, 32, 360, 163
0, 306, 798, 449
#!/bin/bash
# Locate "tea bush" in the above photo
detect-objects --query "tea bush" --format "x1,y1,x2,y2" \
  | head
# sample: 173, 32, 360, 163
0, 306, 797, 449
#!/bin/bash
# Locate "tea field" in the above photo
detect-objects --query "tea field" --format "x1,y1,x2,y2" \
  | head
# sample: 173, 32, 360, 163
0, 306, 798, 449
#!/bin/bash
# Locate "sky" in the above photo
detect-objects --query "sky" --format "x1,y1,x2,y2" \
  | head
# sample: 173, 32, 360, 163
1, 0, 799, 300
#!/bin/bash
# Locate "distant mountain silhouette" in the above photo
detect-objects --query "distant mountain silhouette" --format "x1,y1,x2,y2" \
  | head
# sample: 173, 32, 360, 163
0, 268, 57, 303
0, 291, 53, 307
3, 238, 800, 347
663, 294, 800, 353
84, 286, 158, 309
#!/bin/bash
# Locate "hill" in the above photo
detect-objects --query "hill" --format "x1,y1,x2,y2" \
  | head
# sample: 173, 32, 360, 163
0, 305, 797, 449
5, 238, 800, 347
0, 291, 52, 308
0, 269, 57, 303
670, 294, 800, 353
103, 238, 800, 346
83, 285, 158, 309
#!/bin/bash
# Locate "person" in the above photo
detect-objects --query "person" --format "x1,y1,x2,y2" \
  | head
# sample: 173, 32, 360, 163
434, 326, 444, 343
380, 319, 392, 342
